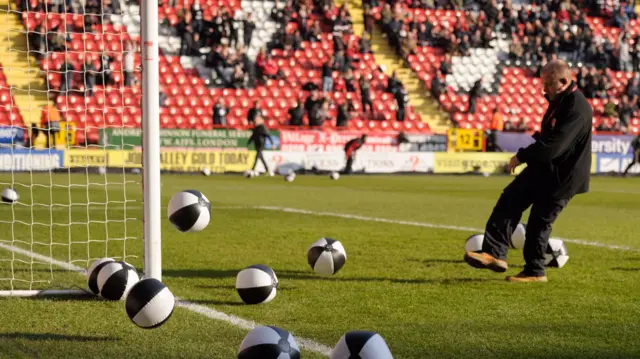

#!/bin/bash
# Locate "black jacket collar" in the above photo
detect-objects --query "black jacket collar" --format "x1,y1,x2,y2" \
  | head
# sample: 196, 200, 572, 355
544, 81, 577, 104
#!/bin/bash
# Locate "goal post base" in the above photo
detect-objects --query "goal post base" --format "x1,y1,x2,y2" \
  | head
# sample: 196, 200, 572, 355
0, 289, 94, 298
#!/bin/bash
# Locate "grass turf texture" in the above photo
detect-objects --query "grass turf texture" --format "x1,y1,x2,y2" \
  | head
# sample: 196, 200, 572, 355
1, 173, 639, 358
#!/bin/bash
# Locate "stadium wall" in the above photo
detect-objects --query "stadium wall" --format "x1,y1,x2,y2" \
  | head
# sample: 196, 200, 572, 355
0, 147, 612, 174
0, 129, 635, 174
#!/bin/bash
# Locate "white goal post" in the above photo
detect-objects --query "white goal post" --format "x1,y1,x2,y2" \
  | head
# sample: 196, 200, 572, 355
0, 0, 161, 296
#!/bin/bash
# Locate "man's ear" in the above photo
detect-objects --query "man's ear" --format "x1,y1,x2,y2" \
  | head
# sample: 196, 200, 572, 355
560, 78, 568, 85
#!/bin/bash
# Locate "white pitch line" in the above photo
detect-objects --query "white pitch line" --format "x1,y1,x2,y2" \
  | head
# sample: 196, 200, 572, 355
0, 241, 333, 357
252, 206, 640, 252
0, 205, 244, 212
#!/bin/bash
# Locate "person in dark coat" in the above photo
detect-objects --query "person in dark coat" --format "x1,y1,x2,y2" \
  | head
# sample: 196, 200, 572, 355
247, 101, 261, 124
288, 100, 304, 126
243, 13, 255, 47
213, 98, 227, 126
464, 60, 593, 283
467, 78, 483, 114
342, 134, 367, 174
622, 134, 640, 176
247, 117, 273, 175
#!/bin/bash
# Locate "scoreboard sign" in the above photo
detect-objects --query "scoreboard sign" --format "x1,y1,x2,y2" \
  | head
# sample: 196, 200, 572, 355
447, 128, 484, 151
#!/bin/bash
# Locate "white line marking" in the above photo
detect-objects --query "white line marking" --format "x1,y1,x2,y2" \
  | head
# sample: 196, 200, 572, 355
176, 301, 332, 356
252, 206, 640, 252
0, 241, 332, 357
0, 205, 243, 212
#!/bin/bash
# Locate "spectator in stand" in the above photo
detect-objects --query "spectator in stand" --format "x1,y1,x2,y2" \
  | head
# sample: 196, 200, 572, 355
626, 74, 639, 104
98, 52, 113, 87
395, 83, 409, 122
304, 90, 322, 118
284, 29, 303, 51
124, 42, 135, 86
213, 98, 227, 126
359, 75, 373, 113
363, 5, 374, 39
243, 13, 255, 47
336, 101, 352, 127
229, 10, 241, 48
440, 54, 452, 75
58, 56, 74, 94
255, 51, 282, 82
28, 24, 46, 59
82, 58, 97, 97
343, 68, 356, 92
342, 134, 366, 175
288, 100, 305, 126
467, 78, 483, 114
191, 0, 204, 34
612, 6, 629, 28
616, 95, 634, 130
309, 99, 329, 127
617, 33, 633, 72
177, 12, 194, 56
184, 32, 203, 56
159, 90, 168, 107
322, 57, 335, 93
603, 97, 617, 118
386, 71, 401, 95
358, 33, 373, 54
247, 101, 262, 124
41, 104, 61, 149
430, 73, 444, 101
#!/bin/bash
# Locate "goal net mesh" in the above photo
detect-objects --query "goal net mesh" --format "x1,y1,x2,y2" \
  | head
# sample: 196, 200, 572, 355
0, 0, 143, 292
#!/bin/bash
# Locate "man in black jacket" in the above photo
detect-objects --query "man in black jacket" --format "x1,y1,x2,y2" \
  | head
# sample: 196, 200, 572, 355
247, 117, 274, 176
464, 59, 593, 283
622, 134, 640, 176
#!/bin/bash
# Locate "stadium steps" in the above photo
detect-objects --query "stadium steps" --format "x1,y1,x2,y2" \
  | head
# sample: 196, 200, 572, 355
0, 4, 51, 128
367, 26, 450, 134
344, 0, 365, 38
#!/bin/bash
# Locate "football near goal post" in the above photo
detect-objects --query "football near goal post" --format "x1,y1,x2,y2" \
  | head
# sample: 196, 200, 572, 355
0, 0, 162, 296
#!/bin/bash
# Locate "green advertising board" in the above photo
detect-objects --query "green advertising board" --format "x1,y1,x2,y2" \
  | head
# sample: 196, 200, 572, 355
99, 128, 281, 150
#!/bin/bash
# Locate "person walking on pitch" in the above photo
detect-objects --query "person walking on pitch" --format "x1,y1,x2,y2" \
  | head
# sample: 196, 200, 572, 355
248, 117, 274, 176
622, 134, 640, 176
464, 59, 593, 283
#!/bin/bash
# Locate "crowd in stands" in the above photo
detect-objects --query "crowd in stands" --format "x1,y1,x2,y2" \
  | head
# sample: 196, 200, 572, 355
374, 0, 640, 134
12, 0, 640, 139
180, 0, 413, 127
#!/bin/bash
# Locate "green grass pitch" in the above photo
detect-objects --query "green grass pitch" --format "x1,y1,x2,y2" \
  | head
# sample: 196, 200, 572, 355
0, 173, 639, 358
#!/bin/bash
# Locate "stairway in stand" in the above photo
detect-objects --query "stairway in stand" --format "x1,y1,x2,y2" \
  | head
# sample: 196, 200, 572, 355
0, 2, 52, 135
344, 0, 450, 134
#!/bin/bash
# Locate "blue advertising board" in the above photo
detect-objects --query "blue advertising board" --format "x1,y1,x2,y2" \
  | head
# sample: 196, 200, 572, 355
595, 153, 640, 174
0, 126, 25, 145
496, 132, 636, 156
591, 134, 636, 155
494, 132, 535, 152
0, 148, 64, 171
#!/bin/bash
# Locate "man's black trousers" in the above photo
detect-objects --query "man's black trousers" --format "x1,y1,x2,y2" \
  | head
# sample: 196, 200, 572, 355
344, 155, 354, 174
623, 150, 639, 175
482, 173, 571, 276
252, 150, 269, 172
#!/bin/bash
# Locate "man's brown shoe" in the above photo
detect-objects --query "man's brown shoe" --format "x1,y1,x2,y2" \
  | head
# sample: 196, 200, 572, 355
463, 251, 508, 273
505, 271, 548, 283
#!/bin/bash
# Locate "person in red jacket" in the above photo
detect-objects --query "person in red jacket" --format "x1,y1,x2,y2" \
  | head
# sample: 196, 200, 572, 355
343, 134, 367, 174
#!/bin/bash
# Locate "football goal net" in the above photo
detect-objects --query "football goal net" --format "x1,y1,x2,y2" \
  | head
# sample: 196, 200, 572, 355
0, 0, 161, 296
